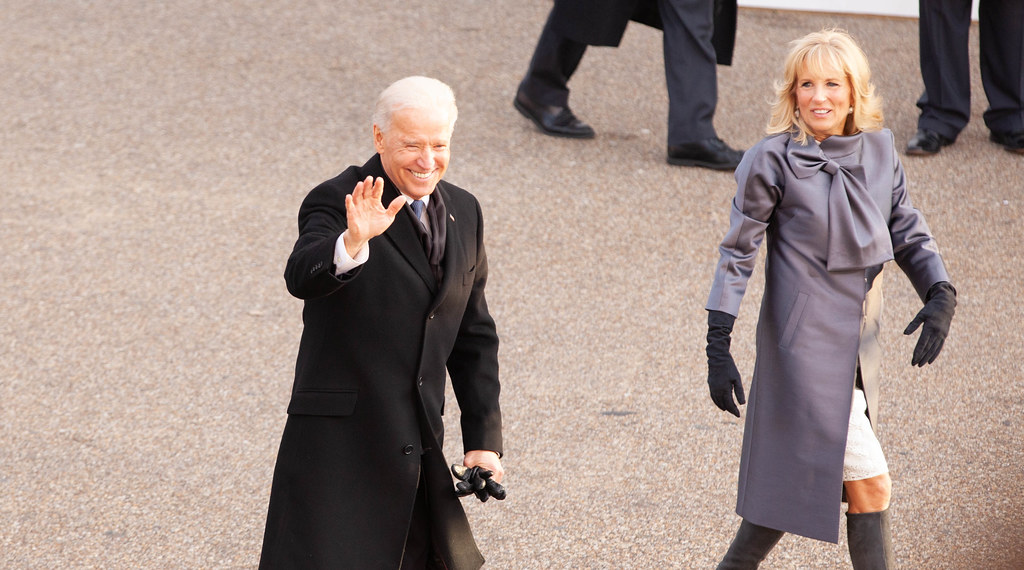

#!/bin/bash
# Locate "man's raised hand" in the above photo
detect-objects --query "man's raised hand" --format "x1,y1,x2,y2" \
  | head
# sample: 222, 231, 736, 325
343, 176, 406, 258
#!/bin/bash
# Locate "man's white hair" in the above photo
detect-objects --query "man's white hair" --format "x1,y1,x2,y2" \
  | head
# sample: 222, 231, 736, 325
372, 76, 458, 134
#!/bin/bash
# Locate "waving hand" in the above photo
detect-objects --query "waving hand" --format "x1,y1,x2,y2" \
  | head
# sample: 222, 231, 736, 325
343, 176, 406, 258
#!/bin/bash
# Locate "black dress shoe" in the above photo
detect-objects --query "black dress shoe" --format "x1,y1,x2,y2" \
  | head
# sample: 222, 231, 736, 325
667, 138, 743, 171
990, 130, 1024, 154
514, 91, 595, 139
906, 129, 953, 155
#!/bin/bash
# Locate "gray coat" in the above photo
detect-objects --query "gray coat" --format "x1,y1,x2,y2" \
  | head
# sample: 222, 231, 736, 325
706, 129, 949, 543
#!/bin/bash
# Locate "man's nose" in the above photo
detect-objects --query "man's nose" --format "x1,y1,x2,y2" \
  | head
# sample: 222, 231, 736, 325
417, 148, 435, 166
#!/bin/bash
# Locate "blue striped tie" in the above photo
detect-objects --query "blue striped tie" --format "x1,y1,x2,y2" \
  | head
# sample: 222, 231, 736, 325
410, 199, 425, 226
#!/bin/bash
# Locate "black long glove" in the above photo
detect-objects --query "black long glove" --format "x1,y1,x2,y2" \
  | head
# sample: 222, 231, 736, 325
903, 281, 957, 366
451, 464, 506, 502
706, 310, 745, 417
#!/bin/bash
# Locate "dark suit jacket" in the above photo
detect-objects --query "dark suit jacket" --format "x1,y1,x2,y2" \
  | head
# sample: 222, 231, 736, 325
548, 0, 737, 65
259, 154, 502, 569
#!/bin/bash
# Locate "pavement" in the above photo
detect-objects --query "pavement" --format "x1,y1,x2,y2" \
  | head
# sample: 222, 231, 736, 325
1, 1, 1022, 568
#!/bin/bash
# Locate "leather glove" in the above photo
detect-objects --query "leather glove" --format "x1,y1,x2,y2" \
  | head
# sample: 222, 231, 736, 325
903, 281, 957, 367
706, 310, 745, 417
451, 464, 506, 502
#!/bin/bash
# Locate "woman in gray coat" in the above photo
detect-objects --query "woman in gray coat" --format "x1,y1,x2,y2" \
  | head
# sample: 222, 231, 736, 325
704, 29, 957, 569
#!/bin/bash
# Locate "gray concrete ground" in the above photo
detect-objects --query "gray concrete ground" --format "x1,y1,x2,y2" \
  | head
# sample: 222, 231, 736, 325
1, 1, 1022, 568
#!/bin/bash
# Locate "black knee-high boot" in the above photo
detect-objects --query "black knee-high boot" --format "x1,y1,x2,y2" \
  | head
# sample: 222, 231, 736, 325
846, 508, 894, 569
716, 519, 785, 569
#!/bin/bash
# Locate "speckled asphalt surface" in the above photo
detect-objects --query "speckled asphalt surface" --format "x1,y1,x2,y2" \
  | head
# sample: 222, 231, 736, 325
2, 1, 1022, 568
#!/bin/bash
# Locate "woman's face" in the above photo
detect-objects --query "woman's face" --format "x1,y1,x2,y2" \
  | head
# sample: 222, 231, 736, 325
794, 64, 853, 141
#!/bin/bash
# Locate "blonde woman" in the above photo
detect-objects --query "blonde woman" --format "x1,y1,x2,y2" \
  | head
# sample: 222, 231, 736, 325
704, 29, 956, 569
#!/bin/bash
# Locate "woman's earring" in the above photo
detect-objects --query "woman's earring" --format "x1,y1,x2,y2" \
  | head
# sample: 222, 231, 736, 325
848, 106, 854, 114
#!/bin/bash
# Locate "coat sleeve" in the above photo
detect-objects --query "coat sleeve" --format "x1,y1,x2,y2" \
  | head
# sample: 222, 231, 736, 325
706, 140, 783, 317
885, 138, 951, 301
446, 198, 503, 456
283, 174, 362, 300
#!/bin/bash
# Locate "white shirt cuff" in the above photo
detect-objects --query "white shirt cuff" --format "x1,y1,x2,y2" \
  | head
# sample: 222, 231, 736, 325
334, 231, 369, 275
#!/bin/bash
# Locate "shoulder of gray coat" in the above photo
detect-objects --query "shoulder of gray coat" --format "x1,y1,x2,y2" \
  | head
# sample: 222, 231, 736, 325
862, 127, 896, 148
738, 133, 791, 178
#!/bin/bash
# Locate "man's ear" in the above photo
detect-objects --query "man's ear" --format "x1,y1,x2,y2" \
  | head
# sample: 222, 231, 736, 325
373, 125, 384, 153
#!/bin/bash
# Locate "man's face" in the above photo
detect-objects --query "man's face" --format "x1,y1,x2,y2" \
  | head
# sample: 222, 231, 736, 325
374, 107, 452, 200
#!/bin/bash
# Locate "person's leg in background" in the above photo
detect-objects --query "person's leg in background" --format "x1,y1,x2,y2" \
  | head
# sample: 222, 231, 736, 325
659, 0, 743, 170
514, 10, 595, 138
979, 0, 1024, 152
908, 0, 972, 155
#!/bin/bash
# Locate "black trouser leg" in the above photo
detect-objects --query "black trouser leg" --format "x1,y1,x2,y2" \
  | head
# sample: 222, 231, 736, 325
916, 0, 973, 139
716, 519, 785, 570
517, 11, 587, 108
979, 0, 1024, 133
846, 508, 895, 570
657, 0, 719, 144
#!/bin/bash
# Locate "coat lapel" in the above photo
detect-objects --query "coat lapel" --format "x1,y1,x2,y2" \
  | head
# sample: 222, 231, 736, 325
363, 155, 437, 292
432, 183, 460, 307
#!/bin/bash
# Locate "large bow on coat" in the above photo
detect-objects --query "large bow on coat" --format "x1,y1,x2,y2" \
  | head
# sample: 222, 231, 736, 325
790, 142, 894, 271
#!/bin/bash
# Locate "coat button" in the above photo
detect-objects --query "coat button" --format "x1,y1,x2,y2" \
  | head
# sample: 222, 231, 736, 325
428, 313, 435, 319
402, 444, 414, 455
417, 377, 423, 386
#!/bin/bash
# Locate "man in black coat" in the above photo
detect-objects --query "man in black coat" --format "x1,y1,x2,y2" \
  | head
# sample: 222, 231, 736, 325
906, 0, 1024, 155
513, 0, 743, 170
258, 76, 504, 569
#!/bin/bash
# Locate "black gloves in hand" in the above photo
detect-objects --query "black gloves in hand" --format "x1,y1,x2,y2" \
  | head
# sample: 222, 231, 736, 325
706, 310, 745, 417
903, 281, 957, 367
451, 464, 506, 502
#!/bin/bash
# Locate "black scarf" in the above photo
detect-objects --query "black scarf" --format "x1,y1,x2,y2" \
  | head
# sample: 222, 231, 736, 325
411, 189, 446, 283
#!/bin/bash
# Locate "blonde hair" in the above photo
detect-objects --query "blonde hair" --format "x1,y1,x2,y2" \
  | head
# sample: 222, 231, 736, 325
372, 76, 458, 134
766, 28, 884, 144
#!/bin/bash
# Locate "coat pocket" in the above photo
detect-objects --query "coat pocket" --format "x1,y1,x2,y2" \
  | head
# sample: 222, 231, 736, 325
779, 291, 810, 349
287, 388, 358, 416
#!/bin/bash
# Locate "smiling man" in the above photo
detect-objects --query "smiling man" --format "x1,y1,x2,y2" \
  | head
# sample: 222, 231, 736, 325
258, 76, 505, 570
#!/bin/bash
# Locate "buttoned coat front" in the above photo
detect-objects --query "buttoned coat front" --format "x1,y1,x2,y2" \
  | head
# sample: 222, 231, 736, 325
258, 154, 502, 569
706, 130, 949, 543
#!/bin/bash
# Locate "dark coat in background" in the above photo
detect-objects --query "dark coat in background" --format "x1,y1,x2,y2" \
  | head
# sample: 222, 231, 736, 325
547, 0, 738, 65
706, 130, 949, 543
259, 154, 502, 569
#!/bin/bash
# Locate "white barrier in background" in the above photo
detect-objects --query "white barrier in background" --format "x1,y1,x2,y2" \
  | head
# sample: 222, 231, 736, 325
738, 0, 980, 20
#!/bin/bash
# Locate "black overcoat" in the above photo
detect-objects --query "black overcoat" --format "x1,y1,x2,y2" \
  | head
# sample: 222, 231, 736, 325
547, 0, 738, 65
259, 154, 503, 569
